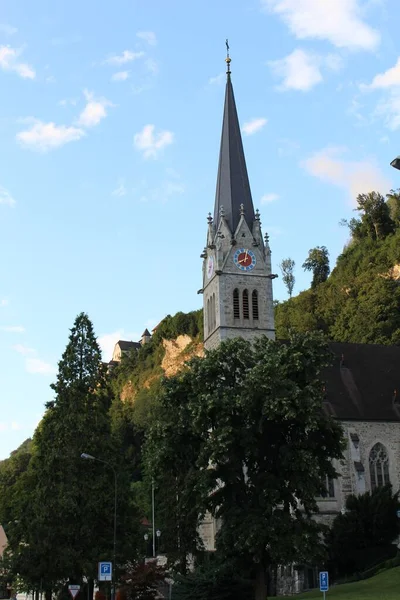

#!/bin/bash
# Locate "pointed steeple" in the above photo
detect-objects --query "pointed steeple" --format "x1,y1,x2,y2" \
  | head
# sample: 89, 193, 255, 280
213, 43, 255, 234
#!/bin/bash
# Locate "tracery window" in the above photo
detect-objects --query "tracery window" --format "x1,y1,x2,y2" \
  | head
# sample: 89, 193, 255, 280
233, 289, 240, 319
243, 289, 249, 319
369, 443, 390, 490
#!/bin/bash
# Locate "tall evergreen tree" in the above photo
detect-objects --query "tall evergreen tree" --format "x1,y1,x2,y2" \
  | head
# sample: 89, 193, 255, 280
12, 314, 138, 598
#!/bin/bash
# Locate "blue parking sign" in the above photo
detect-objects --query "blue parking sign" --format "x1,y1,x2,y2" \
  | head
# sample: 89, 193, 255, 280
319, 571, 329, 592
98, 562, 112, 581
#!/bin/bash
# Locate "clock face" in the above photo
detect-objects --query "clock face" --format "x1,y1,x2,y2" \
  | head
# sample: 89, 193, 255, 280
207, 255, 214, 279
233, 248, 256, 271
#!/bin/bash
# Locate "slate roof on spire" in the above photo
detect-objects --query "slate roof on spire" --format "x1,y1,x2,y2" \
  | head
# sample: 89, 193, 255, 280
214, 72, 255, 234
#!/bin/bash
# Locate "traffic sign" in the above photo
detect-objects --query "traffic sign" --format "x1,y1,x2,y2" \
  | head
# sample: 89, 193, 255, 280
396, 509, 400, 518
99, 561, 112, 582
319, 571, 329, 592
68, 585, 80, 599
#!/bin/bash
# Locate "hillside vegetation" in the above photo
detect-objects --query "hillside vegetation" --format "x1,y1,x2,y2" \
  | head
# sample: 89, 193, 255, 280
276, 190, 400, 345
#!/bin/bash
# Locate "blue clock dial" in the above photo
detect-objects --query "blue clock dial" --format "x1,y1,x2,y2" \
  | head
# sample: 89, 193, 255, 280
233, 248, 256, 271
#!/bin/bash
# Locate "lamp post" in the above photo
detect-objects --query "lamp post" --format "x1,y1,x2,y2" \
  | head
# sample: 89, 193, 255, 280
81, 453, 117, 600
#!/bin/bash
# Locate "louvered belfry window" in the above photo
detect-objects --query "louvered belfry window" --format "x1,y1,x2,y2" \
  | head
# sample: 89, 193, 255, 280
243, 289, 249, 319
252, 290, 259, 320
233, 289, 240, 319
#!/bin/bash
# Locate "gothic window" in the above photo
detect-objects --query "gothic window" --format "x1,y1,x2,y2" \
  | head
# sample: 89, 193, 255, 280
233, 289, 240, 319
243, 290, 249, 319
321, 475, 335, 498
369, 443, 390, 490
212, 293, 216, 330
252, 290, 259, 320
207, 298, 211, 334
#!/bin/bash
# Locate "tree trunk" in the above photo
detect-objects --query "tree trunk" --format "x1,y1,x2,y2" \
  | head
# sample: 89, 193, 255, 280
255, 563, 267, 600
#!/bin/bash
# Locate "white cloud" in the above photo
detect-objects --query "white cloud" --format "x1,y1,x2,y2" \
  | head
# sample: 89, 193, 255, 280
208, 73, 225, 85
133, 124, 174, 159
375, 91, 400, 130
17, 120, 85, 152
365, 57, 400, 90
0, 298, 8, 307
0, 186, 16, 206
59, 98, 78, 107
137, 31, 157, 46
145, 58, 158, 75
0, 325, 25, 332
26, 358, 56, 375
0, 24, 17, 36
0, 45, 35, 79
261, 193, 280, 204
76, 90, 113, 128
13, 344, 35, 355
302, 146, 391, 203
105, 50, 144, 66
262, 0, 380, 51
98, 329, 140, 362
111, 70, 129, 82
269, 49, 322, 91
242, 117, 268, 136
112, 180, 127, 197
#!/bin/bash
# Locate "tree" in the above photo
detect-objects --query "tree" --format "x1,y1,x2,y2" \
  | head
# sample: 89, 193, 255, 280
146, 333, 344, 600
279, 258, 295, 298
327, 486, 400, 576
119, 561, 166, 600
356, 192, 394, 241
302, 246, 330, 288
8, 313, 138, 597
386, 189, 400, 227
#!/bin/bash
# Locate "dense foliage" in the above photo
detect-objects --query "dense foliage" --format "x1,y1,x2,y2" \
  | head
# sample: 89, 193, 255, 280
276, 190, 400, 344
327, 486, 400, 577
145, 333, 345, 599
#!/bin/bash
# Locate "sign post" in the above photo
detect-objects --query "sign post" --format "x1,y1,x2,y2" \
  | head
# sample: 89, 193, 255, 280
98, 562, 112, 582
68, 585, 80, 599
319, 571, 329, 599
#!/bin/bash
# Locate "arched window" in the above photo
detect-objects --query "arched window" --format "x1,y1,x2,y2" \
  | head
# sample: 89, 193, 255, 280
207, 297, 211, 334
233, 289, 240, 319
243, 289, 249, 320
212, 293, 216, 330
369, 443, 390, 490
252, 290, 259, 320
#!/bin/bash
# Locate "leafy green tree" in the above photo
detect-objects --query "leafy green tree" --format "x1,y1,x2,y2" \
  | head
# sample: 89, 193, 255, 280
279, 258, 295, 298
327, 486, 400, 576
386, 189, 400, 227
302, 246, 330, 288
356, 192, 394, 241
119, 560, 166, 600
146, 333, 344, 600
8, 314, 138, 598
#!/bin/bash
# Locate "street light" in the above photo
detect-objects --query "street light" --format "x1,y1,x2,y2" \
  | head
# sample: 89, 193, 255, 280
81, 453, 117, 600
390, 156, 400, 170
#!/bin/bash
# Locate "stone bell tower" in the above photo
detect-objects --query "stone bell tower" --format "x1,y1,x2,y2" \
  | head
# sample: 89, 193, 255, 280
201, 46, 276, 351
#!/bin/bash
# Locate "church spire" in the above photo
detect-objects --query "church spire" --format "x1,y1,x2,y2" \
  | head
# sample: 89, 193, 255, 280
213, 42, 255, 234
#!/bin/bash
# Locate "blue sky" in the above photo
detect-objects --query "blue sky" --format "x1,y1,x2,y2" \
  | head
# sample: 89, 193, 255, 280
1, 0, 400, 458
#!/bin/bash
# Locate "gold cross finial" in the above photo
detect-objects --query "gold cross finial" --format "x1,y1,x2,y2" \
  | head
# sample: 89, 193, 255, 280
225, 39, 231, 74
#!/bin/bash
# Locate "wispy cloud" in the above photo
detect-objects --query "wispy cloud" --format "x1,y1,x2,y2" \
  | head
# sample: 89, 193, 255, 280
137, 31, 157, 46
262, 0, 380, 51
13, 344, 35, 356
26, 358, 56, 375
104, 50, 144, 66
261, 193, 279, 204
76, 90, 113, 128
269, 49, 341, 91
0, 45, 35, 79
302, 146, 391, 204
134, 124, 174, 159
0, 24, 17, 36
111, 70, 129, 82
0, 298, 9, 307
0, 186, 16, 206
17, 120, 85, 152
112, 180, 127, 197
208, 73, 225, 85
242, 117, 267, 136
0, 325, 25, 333
363, 57, 400, 90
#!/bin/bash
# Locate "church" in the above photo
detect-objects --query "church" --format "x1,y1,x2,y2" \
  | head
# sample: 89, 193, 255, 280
198, 49, 400, 593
